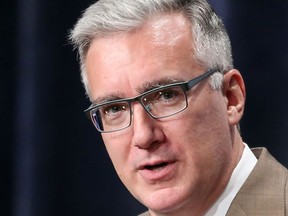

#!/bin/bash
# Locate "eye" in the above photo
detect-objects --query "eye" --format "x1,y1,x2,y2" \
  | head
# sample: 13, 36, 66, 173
157, 88, 181, 103
143, 86, 184, 107
159, 90, 177, 100
102, 103, 128, 116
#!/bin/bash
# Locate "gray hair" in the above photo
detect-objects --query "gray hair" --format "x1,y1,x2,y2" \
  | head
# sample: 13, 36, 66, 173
70, 0, 233, 96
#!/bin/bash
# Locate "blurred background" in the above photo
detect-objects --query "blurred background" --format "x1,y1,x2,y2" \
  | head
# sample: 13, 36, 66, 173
1, 0, 287, 215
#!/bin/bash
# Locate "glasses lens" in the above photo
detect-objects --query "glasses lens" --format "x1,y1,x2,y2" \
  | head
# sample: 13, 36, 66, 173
141, 85, 187, 118
90, 101, 131, 132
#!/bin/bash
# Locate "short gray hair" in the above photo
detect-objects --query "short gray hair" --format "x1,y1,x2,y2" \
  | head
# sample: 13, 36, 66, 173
70, 0, 233, 96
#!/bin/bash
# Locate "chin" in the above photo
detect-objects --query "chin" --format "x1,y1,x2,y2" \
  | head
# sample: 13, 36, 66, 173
139, 186, 190, 214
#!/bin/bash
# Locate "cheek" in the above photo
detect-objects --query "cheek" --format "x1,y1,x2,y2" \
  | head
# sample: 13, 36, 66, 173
165, 92, 231, 161
170, 106, 227, 143
102, 135, 123, 168
184, 96, 232, 169
172, 111, 232, 184
187, 93, 229, 136
101, 133, 132, 177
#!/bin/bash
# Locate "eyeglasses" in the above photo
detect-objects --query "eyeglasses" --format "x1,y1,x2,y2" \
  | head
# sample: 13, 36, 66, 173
85, 68, 219, 133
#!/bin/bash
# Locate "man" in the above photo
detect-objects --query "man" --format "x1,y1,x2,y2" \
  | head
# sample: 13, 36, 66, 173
70, 0, 288, 215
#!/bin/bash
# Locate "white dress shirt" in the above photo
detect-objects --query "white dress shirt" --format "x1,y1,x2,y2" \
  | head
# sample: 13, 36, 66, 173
205, 143, 257, 216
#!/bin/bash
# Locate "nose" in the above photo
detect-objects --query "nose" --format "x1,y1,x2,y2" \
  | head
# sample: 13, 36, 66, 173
131, 103, 164, 149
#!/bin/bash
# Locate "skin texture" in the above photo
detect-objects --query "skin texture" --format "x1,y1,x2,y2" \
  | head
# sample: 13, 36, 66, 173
85, 13, 246, 216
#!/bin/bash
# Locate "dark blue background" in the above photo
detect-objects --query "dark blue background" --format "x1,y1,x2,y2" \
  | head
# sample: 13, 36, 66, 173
1, 0, 287, 215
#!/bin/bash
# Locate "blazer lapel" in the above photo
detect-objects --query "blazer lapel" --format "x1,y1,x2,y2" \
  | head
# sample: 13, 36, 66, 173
226, 200, 247, 216
226, 148, 287, 216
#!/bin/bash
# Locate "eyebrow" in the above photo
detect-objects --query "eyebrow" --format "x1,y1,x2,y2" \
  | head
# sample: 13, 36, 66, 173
91, 92, 126, 105
91, 77, 185, 105
137, 77, 184, 94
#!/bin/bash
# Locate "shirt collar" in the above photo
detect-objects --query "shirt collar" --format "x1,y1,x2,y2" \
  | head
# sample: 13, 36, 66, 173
205, 143, 257, 216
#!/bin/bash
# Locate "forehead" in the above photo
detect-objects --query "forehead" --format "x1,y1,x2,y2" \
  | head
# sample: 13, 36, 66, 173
87, 13, 193, 60
85, 13, 202, 102
142, 13, 191, 46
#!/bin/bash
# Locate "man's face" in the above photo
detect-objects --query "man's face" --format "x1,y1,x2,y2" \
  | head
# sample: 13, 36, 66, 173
85, 14, 243, 215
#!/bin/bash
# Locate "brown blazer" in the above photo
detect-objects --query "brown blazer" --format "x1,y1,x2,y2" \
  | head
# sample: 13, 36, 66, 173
226, 147, 288, 216
139, 148, 288, 216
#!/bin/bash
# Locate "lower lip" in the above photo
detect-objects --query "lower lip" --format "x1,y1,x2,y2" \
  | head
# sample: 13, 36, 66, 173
139, 162, 177, 183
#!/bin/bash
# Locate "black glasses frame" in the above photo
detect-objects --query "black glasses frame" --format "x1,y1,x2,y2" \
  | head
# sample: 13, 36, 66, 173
85, 68, 219, 132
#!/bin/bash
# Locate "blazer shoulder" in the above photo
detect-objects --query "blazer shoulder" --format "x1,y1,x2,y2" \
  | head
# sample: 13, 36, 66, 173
138, 211, 149, 216
227, 147, 288, 216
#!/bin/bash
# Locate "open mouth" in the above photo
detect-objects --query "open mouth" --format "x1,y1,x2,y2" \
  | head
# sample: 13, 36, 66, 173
144, 162, 168, 170
139, 160, 176, 182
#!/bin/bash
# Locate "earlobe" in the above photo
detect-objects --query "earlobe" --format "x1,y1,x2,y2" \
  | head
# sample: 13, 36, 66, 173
223, 69, 246, 126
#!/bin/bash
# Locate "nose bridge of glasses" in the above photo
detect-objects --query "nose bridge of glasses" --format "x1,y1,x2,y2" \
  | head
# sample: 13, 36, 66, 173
129, 93, 154, 116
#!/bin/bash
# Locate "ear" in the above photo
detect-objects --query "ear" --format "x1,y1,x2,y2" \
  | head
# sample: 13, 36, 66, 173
222, 69, 246, 126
